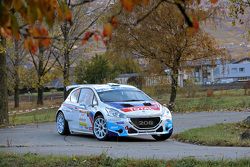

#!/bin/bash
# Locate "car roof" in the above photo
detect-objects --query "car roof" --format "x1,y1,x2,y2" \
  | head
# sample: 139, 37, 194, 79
66, 83, 138, 92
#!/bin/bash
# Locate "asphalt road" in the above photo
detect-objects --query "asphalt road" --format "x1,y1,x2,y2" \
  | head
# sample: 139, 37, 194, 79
0, 111, 250, 160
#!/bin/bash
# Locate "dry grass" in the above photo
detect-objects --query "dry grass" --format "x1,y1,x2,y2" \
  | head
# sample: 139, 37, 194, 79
174, 123, 250, 147
0, 153, 249, 167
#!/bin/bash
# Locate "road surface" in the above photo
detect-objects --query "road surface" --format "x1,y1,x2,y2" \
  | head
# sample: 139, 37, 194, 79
0, 111, 249, 160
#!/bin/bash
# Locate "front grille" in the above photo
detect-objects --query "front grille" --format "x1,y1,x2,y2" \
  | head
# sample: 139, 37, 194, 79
130, 117, 161, 130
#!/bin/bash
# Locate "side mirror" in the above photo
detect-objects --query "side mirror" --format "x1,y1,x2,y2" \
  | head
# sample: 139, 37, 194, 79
92, 100, 98, 107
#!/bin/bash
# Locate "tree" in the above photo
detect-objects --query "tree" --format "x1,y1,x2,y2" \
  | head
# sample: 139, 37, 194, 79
0, 0, 71, 124
52, 0, 111, 99
229, 0, 250, 40
110, 3, 224, 110
0, 37, 8, 125
106, 52, 141, 74
29, 47, 58, 105
6, 39, 26, 108
75, 54, 112, 84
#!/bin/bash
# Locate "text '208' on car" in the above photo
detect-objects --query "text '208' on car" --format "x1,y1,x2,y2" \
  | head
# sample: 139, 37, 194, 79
56, 83, 173, 141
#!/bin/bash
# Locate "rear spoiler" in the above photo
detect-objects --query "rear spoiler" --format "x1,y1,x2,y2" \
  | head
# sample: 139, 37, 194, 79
66, 85, 83, 91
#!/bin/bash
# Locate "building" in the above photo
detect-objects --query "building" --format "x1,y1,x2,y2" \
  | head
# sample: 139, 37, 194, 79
180, 59, 223, 85
179, 57, 250, 86
214, 57, 250, 83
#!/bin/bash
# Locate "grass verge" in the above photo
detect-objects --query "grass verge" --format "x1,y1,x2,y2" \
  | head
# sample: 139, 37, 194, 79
145, 87, 250, 112
0, 153, 249, 167
155, 95, 250, 112
174, 123, 250, 147
9, 109, 57, 125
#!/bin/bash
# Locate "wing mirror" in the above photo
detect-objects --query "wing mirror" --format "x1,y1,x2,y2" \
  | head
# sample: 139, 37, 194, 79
92, 100, 98, 107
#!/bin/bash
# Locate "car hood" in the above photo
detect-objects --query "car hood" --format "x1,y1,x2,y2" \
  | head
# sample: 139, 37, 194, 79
104, 101, 162, 118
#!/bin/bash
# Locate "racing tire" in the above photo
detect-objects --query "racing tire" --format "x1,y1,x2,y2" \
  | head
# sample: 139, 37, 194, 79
56, 112, 70, 135
152, 131, 172, 141
93, 115, 109, 141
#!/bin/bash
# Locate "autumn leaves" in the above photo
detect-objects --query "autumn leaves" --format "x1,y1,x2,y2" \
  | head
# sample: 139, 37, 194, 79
0, 0, 71, 54
0, 0, 220, 54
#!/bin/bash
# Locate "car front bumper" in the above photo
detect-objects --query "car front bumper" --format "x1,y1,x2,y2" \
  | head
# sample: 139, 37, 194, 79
106, 116, 173, 137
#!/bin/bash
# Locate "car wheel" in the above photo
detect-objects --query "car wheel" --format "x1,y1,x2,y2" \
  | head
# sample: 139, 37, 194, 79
152, 131, 172, 141
93, 115, 109, 141
56, 112, 70, 135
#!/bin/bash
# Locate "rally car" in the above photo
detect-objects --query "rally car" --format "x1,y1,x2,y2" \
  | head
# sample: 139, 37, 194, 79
56, 83, 173, 141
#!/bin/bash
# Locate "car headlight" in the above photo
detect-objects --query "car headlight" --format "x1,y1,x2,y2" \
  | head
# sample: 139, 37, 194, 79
106, 108, 126, 118
161, 106, 171, 117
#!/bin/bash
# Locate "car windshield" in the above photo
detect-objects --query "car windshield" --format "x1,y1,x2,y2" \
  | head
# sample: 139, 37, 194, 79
98, 89, 152, 102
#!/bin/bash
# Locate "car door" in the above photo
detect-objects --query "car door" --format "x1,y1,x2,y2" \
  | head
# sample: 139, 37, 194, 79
66, 88, 81, 131
78, 88, 97, 132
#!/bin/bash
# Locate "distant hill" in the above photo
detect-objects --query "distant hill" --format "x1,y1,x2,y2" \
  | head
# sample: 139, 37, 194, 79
203, 17, 250, 59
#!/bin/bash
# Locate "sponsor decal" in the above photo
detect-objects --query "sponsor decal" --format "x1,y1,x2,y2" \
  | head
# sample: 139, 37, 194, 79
79, 114, 86, 122
63, 103, 77, 111
79, 109, 87, 113
122, 105, 160, 112
87, 111, 94, 125
116, 121, 125, 125
111, 126, 119, 129
79, 118, 86, 122
79, 122, 88, 127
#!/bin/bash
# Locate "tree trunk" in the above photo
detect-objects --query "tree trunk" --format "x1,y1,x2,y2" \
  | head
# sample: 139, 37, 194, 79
14, 84, 19, 108
14, 40, 20, 108
63, 53, 70, 100
62, 21, 70, 100
37, 86, 44, 105
168, 67, 179, 111
37, 50, 44, 105
0, 37, 9, 125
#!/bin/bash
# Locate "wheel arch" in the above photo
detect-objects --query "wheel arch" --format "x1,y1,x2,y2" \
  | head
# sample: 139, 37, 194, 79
56, 110, 67, 121
94, 111, 104, 119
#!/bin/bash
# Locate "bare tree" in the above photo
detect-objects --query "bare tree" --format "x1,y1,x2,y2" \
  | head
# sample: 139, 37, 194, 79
52, 0, 111, 99
7, 39, 26, 108
29, 48, 58, 105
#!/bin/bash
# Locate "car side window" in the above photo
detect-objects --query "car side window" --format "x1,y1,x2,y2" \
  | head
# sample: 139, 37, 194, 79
79, 88, 95, 106
70, 89, 80, 103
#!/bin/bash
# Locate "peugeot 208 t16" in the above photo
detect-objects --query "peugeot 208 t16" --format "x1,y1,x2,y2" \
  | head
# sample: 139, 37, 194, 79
56, 83, 173, 141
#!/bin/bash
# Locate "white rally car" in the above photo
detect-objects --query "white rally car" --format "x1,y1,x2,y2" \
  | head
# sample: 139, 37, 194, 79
56, 83, 173, 141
